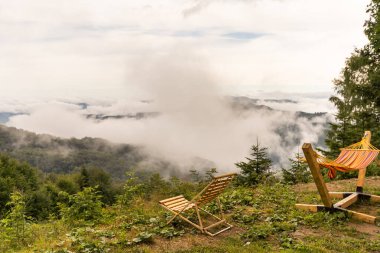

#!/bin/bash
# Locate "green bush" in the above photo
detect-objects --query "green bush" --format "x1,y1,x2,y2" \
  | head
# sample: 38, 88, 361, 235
58, 187, 103, 225
0, 190, 31, 250
0, 153, 39, 214
117, 171, 144, 206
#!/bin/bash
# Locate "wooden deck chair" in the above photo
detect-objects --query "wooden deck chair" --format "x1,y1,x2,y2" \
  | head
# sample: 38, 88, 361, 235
296, 131, 380, 226
159, 173, 236, 236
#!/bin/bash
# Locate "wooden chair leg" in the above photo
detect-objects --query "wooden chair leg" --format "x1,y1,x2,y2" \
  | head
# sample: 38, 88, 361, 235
166, 203, 192, 224
199, 208, 222, 221
198, 205, 233, 236
195, 205, 204, 231
177, 213, 203, 231
216, 197, 225, 220
162, 206, 204, 231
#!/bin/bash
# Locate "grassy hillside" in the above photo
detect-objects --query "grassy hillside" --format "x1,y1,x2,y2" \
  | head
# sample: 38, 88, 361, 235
4, 176, 380, 253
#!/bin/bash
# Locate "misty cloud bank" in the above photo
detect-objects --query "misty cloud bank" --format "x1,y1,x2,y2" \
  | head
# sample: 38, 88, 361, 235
2, 50, 332, 173
3, 98, 329, 173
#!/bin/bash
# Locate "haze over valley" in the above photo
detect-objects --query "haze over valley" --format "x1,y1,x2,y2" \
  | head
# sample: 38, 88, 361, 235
0, 94, 330, 176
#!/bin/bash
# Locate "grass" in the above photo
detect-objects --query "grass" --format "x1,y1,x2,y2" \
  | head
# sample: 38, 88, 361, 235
6, 177, 380, 253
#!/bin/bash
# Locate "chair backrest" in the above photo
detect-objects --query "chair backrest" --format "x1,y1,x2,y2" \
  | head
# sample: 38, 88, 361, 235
194, 173, 236, 206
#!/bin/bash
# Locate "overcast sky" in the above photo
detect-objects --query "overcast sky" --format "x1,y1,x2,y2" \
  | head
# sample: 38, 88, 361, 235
0, 0, 370, 99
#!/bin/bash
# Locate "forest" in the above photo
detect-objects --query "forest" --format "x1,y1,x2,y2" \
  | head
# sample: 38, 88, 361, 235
2, 1, 380, 253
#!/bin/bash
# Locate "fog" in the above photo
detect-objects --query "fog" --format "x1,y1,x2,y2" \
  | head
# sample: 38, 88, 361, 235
4, 50, 331, 173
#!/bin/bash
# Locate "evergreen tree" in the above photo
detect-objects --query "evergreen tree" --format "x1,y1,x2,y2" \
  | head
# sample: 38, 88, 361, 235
85, 167, 115, 204
235, 139, 272, 186
282, 153, 311, 185
78, 168, 90, 190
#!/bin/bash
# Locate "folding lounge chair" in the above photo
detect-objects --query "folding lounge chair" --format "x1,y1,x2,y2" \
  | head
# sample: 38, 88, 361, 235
159, 173, 236, 236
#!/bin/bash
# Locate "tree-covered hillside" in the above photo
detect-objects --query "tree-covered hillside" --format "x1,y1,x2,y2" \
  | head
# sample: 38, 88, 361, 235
0, 125, 180, 178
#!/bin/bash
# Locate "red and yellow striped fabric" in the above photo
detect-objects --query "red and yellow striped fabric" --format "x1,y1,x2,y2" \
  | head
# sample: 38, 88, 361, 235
314, 137, 379, 179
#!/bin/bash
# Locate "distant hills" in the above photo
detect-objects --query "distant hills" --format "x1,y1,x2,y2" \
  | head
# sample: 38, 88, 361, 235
84, 96, 328, 122
86, 112, 160, 121
229, 96, 327, 117
0, 125, 181, 178
0, 97, 326, 123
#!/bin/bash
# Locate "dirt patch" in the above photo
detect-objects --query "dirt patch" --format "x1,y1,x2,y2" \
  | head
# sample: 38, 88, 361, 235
294, 178, 358, 193
348, 221, 380, 238
349, 201, 380, 217
292, 227, 320, 239
148, 226, 244, 252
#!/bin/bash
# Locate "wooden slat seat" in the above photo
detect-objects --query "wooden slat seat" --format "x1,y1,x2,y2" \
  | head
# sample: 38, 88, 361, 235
159, 195, 195, 212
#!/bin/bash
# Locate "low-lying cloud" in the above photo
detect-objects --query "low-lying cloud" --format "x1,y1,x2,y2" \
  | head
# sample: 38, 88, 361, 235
5, 50, 331, 173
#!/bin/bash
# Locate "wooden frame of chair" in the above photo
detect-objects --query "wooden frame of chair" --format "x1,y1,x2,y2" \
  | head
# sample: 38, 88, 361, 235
296, 131, 380, 226
159, 173, 236, 236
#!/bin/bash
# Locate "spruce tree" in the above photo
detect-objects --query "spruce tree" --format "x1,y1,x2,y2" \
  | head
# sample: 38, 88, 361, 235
78, 168, 90, 190
282, 153, 311, 185
235, 139, 272, 186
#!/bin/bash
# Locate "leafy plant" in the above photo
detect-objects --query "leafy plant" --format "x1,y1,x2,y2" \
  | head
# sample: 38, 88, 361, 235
129, 231, 154, 245
66, 228, 109, 253
58, 187, 103, 225
117, 171, 143, 207
242, 224, 273, 241
0, 190, 31, 248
